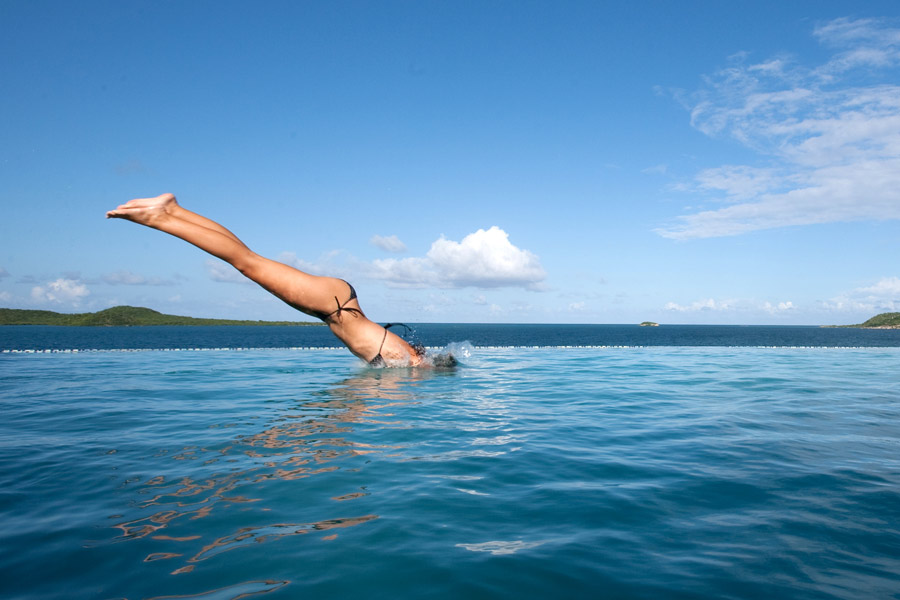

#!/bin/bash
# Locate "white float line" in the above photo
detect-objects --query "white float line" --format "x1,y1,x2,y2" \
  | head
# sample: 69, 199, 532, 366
1, 345, 892, 354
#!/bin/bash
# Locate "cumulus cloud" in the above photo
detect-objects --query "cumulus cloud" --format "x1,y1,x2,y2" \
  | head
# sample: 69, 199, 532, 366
370, 234, 407, 253
31, 278, 90, 305
372, 226, 546, 290
763, 301, 795, 314
824, 276, 900, 313
658, 17, 900, 239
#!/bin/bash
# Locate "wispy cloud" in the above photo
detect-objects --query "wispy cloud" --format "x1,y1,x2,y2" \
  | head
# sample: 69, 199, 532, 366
205, 259, 253, 285
658, 17, 900, 239
101, 270, 177, 286
664, 297, 795, 314
114, 159, 152, 176
371, 226, 546, 290
370, 234, 407, 253
642, 164, 668, 176
0, 268, 9, 280
664, 298, 734, 312
277, 250, 357, 279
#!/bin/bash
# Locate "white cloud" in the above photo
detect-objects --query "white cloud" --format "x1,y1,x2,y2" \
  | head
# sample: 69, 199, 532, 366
664, 298, 732, 312
205, 259, 253, 284
277, 250, 368, 281
824, 276, 900, 313
0, 268, 9, 280
763, 301, 795, 314
665, 297, 797, 316
372, 226, 546, 290
370, 256, 433, 287
814, 17, 900, 74
276, 252, 327, 275
102, 270, 175, 286
658, 17, 900, 239
0, 291, 11, 302
31, 278, 90, 305
692, 165, 783, 202
370, 234, 407, 253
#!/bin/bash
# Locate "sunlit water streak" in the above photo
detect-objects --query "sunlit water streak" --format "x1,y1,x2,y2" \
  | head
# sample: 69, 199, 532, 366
1, 346, 899, 599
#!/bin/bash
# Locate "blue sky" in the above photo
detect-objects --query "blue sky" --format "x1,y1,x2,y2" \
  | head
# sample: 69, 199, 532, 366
2, 1, 900, 324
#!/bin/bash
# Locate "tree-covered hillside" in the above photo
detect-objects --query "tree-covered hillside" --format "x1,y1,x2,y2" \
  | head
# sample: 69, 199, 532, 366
0, 306, 320, 326
855, 313, 900, 328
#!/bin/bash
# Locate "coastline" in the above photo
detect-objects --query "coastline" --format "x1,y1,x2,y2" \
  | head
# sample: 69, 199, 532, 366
0, 306, 321, 327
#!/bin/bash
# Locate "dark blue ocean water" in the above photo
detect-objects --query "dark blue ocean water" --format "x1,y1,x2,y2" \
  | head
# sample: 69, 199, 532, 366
1, 326, 899, 599
3, 323, 900, 351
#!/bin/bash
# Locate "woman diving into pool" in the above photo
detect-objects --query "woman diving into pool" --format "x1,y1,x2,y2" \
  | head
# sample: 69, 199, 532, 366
106, 193, 445, 367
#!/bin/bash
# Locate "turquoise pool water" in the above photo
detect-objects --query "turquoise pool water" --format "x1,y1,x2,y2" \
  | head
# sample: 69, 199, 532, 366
2, 344, 899, 599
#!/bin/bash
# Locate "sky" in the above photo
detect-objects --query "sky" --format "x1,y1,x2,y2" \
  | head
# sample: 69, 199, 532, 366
2, 0, 900, 325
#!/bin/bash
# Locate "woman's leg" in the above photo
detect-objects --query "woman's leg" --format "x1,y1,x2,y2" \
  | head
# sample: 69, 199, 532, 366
106, 194, 351, 318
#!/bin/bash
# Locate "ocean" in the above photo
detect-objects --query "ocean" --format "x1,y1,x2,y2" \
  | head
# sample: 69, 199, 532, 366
1, 325, 899, 599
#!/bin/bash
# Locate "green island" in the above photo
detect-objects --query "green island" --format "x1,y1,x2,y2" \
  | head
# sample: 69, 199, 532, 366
0, 306, 322, 327
639, 321, 659, 327
832, 312, 900, 329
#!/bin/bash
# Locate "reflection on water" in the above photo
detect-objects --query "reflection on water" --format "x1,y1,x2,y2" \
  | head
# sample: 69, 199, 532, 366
105, 367, 447, 586
455, 539, 547, 555
146, 579, 289, 600
186, 515, 380, 565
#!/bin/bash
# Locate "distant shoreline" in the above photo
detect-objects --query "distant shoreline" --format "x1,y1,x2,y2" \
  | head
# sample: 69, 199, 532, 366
825, 312, 900, 329
2, 306, 898, 329
0, 306, 322, 327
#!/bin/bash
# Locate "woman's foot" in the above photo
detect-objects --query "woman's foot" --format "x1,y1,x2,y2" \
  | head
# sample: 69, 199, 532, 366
106, 193, 178, 225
